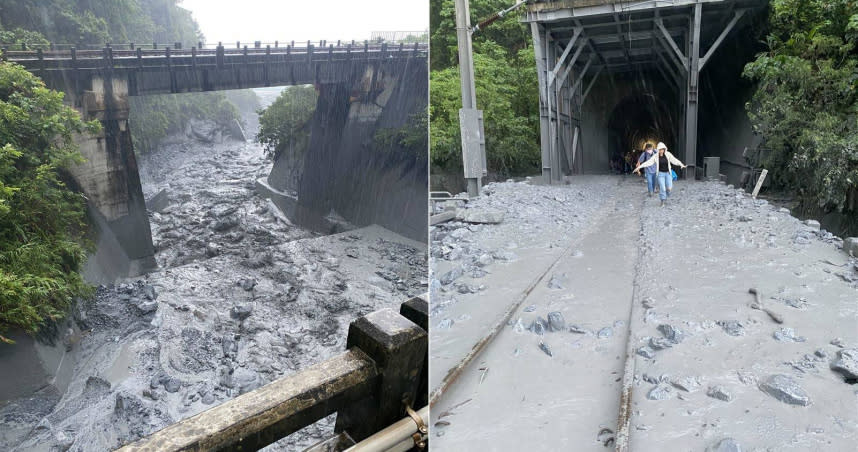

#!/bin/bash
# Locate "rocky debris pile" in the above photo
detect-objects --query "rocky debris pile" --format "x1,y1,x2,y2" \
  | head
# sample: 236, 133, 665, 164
429, 179, 613, 323
2, 109, 426, 452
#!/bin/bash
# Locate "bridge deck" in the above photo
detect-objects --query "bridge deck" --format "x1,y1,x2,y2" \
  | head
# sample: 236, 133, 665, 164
4, 43, 428, 95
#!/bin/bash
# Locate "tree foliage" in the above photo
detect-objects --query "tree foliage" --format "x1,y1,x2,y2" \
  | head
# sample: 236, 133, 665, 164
430, 0, 540, 181
0, 0, 202, 47
0, 58, 99, 343
129, 92, 243, 154
256, 86, 318, 160
743, 0, 858, 215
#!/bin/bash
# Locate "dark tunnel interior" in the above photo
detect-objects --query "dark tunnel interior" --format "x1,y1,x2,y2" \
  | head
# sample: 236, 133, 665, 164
607, 90, 678, 161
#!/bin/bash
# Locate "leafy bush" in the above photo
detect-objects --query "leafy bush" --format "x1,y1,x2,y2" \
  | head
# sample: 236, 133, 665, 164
743, 0, 858, 214
256, 86, 318, 160
0, 59, 99, 343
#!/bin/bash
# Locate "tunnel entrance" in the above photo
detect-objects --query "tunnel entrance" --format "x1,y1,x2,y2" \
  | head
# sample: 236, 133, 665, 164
524, 0, 768, 182
607, 92, 677, 171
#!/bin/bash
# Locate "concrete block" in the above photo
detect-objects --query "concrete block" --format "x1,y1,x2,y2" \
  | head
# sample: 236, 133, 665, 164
335, 308, 427, 441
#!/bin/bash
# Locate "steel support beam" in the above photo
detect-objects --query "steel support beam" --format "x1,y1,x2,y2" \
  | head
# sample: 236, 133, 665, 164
700, 9, 746, 69
555, 39, 586, 86
656, 18, 688, 72
570, 55, 594, 93
531, 22, 552, 181
549, 27, 582, 86
684, 2, 702, 176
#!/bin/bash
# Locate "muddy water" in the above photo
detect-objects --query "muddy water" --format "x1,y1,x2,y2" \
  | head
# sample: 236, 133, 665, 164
429, 176, 857, 451
0, 87, 427, 452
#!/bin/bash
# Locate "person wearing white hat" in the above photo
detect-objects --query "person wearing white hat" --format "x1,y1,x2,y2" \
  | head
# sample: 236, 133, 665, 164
633, 141, 686, 206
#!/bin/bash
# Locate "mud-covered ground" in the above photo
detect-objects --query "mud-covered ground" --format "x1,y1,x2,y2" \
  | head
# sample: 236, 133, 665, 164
429, 177, 857, 451
0, 88, 426, 452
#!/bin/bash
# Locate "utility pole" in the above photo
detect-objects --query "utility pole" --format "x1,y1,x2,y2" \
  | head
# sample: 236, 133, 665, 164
454, 0, 482, 197
455, 1, 527, 197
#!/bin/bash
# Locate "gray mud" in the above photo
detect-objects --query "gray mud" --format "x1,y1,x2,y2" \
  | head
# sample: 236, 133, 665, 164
430, 176, 857, 451
0, 87, 426, 452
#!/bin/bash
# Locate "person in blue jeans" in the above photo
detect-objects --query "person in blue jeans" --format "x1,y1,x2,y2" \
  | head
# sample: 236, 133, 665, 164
633, 142, 686, 206
637, 143, 657, 196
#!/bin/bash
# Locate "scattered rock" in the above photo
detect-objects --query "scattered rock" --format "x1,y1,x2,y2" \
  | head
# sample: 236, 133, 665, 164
804, 219, 821, 230
773, 327, 806, 343
142, 285, 158, 301
706, 438, 742, 452
657, 324, 684, 344
230, 304, 253, 321
136, 300, 158, 315
547, 312, 566, 332
759, 374, 811, 406
237, 278, 256, 291
437, 318, 454, 330
547, 273, 566, 289
671, 376, 702, 393
649, 337, 675, 350
637, 346, 655, 359
717, 320, 744, 336
440, 267, 464, 285
647, 384, 673, 400
538, 342, 553, 357
211, 216, 240, 231
205, 242, 220, 257
163, 378, 182, 393
476, 254, 494, 267
830, 348, 858, 381
706, 386, 733, 402
737, 215, 753, 222
569, 324, 588, 334
523, 305, 537, 313
456, 208, 505, 224
146, 188, 170, 213
529, 317, 548, 336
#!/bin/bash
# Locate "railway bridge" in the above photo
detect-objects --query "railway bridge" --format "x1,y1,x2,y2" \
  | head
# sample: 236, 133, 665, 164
5, 41, 428, 275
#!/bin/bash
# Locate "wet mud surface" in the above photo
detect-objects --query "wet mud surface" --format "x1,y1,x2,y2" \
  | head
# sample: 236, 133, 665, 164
429, 177, 857, 451
0, 88, 426, 452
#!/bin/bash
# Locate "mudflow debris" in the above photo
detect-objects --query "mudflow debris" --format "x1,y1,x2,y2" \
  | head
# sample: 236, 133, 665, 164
0, 89, 426, 452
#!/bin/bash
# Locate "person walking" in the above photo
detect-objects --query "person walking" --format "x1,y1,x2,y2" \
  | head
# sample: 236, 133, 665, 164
637, 143, 657, 196
633, 142, 686, 206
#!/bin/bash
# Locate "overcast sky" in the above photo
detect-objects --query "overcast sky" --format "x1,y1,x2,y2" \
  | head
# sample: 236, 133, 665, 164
180, 0, 428, 45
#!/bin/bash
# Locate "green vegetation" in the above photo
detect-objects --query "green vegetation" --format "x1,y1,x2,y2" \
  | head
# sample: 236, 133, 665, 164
430, 0, 540, 180
129, 92, 244, 154
374, 110, 429, 161
743, 0, 858, 218
257, 86, 318, 160
0, 58, 99, 343
0, 0, 201, 48
1, 0, 248, 156
0, 1, 252, 342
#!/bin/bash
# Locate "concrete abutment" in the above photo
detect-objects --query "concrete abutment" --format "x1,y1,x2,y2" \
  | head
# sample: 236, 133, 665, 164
70, 75, 156, 277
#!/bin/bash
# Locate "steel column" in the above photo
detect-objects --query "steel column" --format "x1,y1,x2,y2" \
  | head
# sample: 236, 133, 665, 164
531, 23, 552, 181
684, 3, 702, 177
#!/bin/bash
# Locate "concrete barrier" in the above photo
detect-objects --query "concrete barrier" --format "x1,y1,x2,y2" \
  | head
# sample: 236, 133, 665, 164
117, 296, 428, 451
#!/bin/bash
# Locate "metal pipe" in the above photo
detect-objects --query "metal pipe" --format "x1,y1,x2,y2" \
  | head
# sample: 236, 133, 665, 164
344, 406, 428, 452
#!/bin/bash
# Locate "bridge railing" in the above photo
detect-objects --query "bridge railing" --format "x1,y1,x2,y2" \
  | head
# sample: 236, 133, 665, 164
2, 41, 428, 72
0, 36, 428, 52
115, 295, 428, 452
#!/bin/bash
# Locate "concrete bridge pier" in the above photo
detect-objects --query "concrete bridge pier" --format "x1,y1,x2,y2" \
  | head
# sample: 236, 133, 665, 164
71, 74, 156, 276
